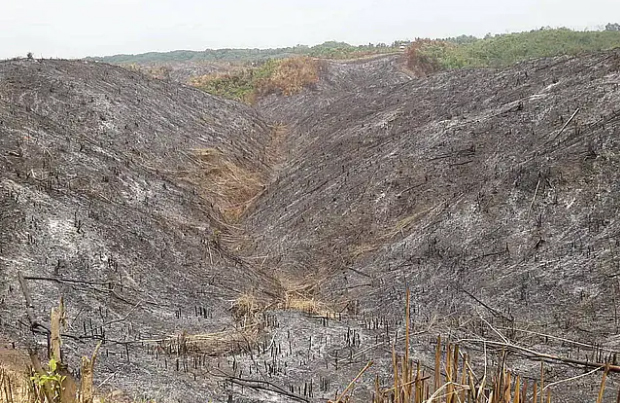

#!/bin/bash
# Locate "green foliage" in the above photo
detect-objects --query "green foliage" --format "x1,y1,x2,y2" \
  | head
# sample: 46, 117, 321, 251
190, 59, 281, 103
443, 35, 479, 45
193, 70, 255, 103
417, 28, 620, 70
606, 23, 620, 32
30, 359, 66, 403
90, 41, 401, 64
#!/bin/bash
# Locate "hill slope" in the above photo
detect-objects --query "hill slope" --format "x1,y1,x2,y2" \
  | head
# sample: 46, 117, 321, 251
251, 51, 620, 327
245, 51, 620, 401
0, 59, 279, 401
2, 51, 620, 403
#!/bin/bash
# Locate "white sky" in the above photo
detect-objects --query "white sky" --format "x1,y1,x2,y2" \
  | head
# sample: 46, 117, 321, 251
0, 0, 619, 59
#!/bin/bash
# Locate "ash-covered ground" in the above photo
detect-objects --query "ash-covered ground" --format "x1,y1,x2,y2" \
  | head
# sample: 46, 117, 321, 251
2, 52, 620, 402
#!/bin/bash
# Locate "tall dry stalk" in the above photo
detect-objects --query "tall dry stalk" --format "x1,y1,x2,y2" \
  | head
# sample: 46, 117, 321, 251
364, 288, 589, 403
21, 299, 100, 403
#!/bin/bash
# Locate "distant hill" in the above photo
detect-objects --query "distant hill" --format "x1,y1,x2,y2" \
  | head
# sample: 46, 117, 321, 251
90, 41, 403, 64
90, 27, 620, 68
90, 27, 620, 107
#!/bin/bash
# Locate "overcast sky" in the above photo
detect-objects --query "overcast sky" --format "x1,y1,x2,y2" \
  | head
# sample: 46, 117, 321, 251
1, 0, 619, 59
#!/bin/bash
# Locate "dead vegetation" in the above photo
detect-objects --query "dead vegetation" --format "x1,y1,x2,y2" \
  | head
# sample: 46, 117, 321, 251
231, 280, 341, 325
150, 326, 263, 358
1, 363, 31, 403
188, 147, 267, 222
256, 57, 322, 97
280, 288, 336, 317
0, 293, 100, 403
332, 290, 620, 403
184, 121, 290, 224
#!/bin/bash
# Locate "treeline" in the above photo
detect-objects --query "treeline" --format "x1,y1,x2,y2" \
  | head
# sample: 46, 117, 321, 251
408, 27, 620, 74
91, 41, 403, 64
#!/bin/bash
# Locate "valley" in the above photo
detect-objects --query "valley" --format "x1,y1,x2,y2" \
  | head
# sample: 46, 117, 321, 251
2, 49, 620, 403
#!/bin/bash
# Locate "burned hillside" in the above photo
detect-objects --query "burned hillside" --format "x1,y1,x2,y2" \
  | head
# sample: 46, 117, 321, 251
245, 51, 620, 400
0, 59, 280, 401
2, 50, 620, 403
248, 51, 620, 332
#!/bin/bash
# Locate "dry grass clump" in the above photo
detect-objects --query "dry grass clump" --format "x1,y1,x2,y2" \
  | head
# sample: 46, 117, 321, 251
255, 57, 321, 97
230, 292, 268, 326
188, 57, 321, 103
280, 289, 336, 318
153, 293, 269, 358
405, 40, 452, 77
275, 277, 343, 318
230, 279, 341, 329
189, 147, 266, 222
156, 327, 262, 358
